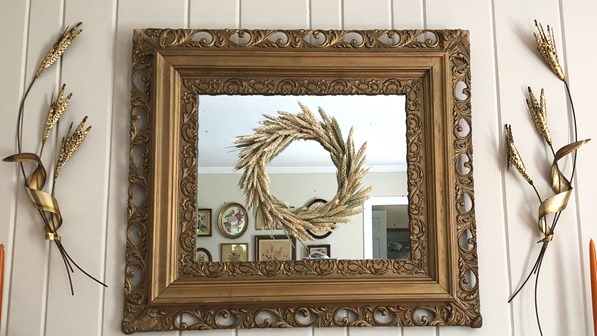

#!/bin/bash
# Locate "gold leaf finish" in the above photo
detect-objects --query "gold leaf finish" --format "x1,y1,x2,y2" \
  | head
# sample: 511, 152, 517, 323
35, 22, 83, 78
534, 20, 565, 81
42, 84, 72, 144
505, 124, 534, 185
526, 87, 552, 146
124, 29, 479, 333
54, 117, 91, 179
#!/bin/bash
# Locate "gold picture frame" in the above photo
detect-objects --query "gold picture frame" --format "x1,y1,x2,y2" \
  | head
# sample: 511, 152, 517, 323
216, 202, 248, 239
196, 208, 211, 236
195, 247, 212, 262
307, 244, 331, 259
255, 235, 296, 261
123, 29, 480, 333
220, 243, 248, 262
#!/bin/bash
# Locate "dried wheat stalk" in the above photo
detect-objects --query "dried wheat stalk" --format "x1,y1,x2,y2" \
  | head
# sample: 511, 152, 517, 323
235, 102, 372, 243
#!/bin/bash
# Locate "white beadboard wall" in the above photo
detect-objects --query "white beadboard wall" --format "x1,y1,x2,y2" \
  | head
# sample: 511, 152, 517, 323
1, 0, 597, 335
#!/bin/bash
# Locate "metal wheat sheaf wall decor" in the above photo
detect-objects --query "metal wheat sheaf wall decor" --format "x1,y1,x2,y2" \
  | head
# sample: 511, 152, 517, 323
505, 21, 590, 336
123, 29, 480, 333
3, 22, 106, 295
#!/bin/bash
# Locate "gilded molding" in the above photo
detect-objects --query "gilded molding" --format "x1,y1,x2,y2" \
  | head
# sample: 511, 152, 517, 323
124, 29, 479, 333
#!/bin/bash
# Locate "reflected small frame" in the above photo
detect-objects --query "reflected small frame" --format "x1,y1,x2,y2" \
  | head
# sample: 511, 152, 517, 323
217, 202, 248, 238
196, 208, 211, 236
220, 243, 248, 262
307, 244, 331, 259
255, 235, 296, 261
195, 247, 212, 262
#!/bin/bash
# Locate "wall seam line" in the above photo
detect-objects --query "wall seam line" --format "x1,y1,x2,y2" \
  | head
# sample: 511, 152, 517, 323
489, 0, 515, 334
308, 0, 312, 29
389, 0, 394, 29
238, 0, 242, 29
422, 0, 427, 29
4, 0, 33, 333
340, 0, 344, 30
42, 1, 68, 334
185, 0, 190, 29
557, 0, 589, 334
99, 0, 120, 334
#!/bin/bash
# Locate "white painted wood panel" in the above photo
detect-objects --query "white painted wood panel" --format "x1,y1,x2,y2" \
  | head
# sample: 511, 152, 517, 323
241, 0, 309, 29
561, 0, 597, 335
5, 1, 63, 335
0, 0, 29, 335
42, 0, 117, 334
1, 1, 596, 336
313, 326, 347, 336
392, 0, 424, 29
493, 1, 586, 335
190, 0, 239, 28
103, 1, 188, 335
343, 0, 392, 29
310, 0, 342, 29
425, 1, 512, 335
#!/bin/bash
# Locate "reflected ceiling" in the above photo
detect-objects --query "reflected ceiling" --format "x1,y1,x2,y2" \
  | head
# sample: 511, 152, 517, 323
198, 95, 407, 173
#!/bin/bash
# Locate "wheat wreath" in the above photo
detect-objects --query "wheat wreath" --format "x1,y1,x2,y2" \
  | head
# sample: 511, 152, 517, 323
235, 102, 372, 243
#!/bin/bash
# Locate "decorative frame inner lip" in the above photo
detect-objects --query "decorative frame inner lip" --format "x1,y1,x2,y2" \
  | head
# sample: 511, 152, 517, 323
123, 28, 480, 333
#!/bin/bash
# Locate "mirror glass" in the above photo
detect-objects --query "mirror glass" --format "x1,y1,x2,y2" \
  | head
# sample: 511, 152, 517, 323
196, 95, 409, 262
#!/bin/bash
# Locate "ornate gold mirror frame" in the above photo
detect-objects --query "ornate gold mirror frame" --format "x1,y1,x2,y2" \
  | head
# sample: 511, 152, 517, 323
123, 29, 480, 333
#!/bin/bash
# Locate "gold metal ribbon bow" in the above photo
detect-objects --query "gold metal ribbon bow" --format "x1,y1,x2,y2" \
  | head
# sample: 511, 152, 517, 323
537, 139, 590, 243
3, 153, 62, 241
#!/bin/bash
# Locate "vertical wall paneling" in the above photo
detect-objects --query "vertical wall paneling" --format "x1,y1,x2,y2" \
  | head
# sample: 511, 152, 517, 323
241, 0, 309, 29
6, 0, 63, 335
3, 1, 597, 335
392, 0, 423, 29
309, 8, 344, 335
310, 0, 342, 29
343, 0, 392, 29
190, 0, 240, 29
42, 0, 117, 334
342, 2, 415, 335
394, 0, 430, 330
0, 0, 29, 335
187, 3, 240, 334
492, 1, 585, 335
560, 0, 597, 334
425, 1, 512, 335
102, 1, 188, 335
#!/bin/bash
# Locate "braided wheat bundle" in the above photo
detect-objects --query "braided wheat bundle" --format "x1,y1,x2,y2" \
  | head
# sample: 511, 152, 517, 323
235, 102, 372, 243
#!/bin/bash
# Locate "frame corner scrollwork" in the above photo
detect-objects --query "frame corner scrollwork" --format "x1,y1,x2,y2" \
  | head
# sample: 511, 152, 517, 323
123, 28, 480, 333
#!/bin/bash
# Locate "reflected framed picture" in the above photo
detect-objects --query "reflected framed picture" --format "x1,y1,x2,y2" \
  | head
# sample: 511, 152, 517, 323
307, 244, 331, 259
195, 247, 212, 262
387, 228, 411, 259
255, 235, 296, 261
255, 218, 282, 230
217, 202, 248, 238
220, 243, 248, 262
196, 209, 212, 236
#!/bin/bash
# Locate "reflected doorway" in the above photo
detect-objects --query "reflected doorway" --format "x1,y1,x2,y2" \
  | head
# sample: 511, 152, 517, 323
364, 196, 410, 260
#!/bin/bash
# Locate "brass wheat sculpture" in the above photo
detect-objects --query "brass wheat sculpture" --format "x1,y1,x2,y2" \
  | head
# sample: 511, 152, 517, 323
3, 22, 106, 295
505, 20, 590, 335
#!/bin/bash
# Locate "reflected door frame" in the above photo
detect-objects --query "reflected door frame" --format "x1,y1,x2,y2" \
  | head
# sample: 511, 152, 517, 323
363, 196, 408, 259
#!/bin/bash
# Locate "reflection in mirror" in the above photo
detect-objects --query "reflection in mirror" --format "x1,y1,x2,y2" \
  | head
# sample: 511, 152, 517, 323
196, 95, 408, 262
365, 197, 410, 260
